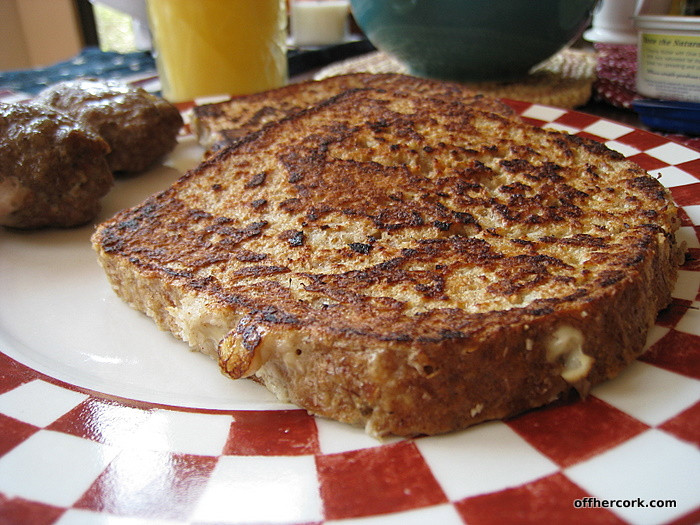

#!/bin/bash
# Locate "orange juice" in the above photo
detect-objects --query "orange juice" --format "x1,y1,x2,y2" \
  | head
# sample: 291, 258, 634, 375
146, 0, 288, 102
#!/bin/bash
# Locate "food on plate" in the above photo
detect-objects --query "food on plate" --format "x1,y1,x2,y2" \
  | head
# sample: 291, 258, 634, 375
92, 84, 684, 437
191, 72, 518, 154
34, 79, 183, 174
0, 102, 113, 229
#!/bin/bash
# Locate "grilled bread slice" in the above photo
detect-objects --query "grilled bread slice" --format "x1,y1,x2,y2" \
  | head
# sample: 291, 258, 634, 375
191, 72, 518, 153
93, 87, 684, 437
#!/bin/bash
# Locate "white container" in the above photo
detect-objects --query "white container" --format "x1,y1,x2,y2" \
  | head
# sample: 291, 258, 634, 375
290, 0, 350, 47
634, 15, 700, 102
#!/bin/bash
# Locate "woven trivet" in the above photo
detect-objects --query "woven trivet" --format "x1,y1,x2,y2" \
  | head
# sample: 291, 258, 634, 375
315, 48, 598, 109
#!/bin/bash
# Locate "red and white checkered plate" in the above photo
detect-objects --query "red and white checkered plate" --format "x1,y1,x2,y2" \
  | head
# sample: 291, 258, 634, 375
0, 97, 698, 525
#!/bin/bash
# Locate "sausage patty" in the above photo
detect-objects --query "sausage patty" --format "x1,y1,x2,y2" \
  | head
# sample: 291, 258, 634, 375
35, 79, 183, 174
0, 102, 113, 229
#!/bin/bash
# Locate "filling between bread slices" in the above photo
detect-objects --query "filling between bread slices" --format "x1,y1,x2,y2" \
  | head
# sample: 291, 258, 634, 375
545, 324, 593, 383
170, 287, 596, 385
166, 297, 290, 382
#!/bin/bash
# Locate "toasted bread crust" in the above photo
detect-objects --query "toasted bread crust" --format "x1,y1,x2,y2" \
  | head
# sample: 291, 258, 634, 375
191, 72, 517, 153
93, 84, 684, 436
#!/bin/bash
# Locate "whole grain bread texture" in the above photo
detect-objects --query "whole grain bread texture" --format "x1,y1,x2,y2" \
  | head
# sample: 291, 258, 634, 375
191, 72, 518, 154
92, 86, 684, 437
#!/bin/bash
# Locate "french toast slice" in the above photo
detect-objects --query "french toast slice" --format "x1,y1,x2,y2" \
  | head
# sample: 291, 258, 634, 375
93, 87, 684, 437
191, 72, 517, 153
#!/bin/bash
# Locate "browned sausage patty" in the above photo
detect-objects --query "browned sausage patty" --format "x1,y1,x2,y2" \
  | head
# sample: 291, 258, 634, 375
34, 79, 183, 174
0, 102, 113, 229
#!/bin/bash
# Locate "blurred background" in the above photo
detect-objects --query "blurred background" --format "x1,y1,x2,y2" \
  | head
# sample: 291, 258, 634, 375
1, 0, 698, 140
0, 0, 366, 70
1, 0, 95, 71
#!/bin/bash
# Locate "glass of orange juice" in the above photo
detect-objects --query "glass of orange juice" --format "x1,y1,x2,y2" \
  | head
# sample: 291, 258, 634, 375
146, 0, 288, 102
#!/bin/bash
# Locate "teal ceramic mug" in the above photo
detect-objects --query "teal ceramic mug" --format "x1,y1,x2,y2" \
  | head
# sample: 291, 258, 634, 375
350, 0, 599, 81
